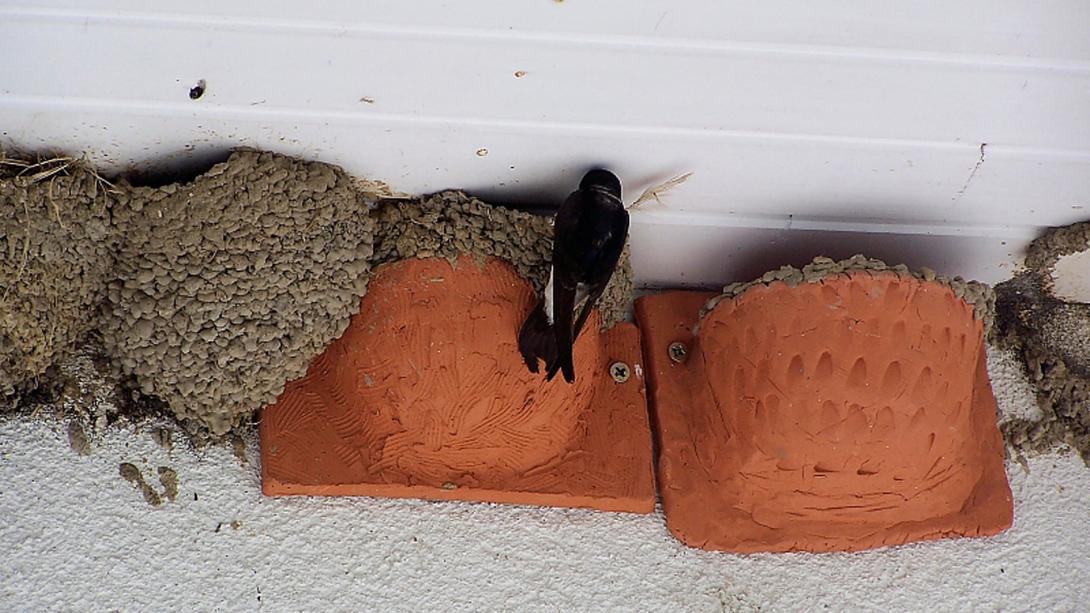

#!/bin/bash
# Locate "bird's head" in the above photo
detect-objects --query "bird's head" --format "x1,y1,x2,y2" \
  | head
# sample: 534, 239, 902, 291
579, 169, 622, 202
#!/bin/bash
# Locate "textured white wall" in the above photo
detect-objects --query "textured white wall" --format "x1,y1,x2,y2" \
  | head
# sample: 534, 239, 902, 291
2, 350, 1089, 611
2, 1, 1088, 285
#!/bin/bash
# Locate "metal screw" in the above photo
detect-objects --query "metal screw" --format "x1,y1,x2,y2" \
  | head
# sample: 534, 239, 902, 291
668, 341, 688, 363
610, 361, 631, 383
441, 482, 458, 490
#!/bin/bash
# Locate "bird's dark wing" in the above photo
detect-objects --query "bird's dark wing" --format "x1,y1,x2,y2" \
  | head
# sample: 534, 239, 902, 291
571, 209, 629, 338
545, 192, 586, 383
546, 190, 629, 383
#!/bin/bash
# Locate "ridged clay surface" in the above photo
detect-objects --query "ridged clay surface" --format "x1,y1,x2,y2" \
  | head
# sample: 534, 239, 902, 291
636, 272, 1013, 553
261, 256, 655, 512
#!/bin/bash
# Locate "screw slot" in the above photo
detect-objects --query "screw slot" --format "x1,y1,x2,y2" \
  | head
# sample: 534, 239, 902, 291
668, 341, 688, 363
609, 361, 631, 383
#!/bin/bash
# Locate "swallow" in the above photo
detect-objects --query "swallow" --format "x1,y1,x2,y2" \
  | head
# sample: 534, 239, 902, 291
519, 169, 629, 383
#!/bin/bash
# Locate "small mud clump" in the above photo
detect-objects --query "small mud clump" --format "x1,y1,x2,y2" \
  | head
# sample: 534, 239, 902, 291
157, 466, 179, 502
0, 158, 119, 399
230, 434, 248, 465
151, 427, 173, 452
101, 151, 375, 435
119, 462, 162, 506
372, 191, 633, 327
67, 420, 91, 455
995, 221, 1090, 464
697, 254, 995, 335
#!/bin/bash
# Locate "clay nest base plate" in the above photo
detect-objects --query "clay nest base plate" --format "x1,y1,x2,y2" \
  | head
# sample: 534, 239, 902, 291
260, 256, 655, 513
636, 266, 1012, 553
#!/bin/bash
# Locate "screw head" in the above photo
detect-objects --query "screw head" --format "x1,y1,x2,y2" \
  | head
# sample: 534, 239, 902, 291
668, 341, 688, 363
609, 361, 631, 383
441, 482, 458, 490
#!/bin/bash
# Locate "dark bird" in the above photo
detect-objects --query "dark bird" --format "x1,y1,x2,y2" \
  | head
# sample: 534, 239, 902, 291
519, 169, 630, 383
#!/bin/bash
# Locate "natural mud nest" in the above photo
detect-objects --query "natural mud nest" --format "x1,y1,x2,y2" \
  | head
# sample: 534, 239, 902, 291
0, 158, 119, 398
101, 151, 375, 435
698, 254, 995, 335
2, 149, 635, 436
372, 191, 633, 328
995, 221, 1090, 465
1024, 220, 1090, 293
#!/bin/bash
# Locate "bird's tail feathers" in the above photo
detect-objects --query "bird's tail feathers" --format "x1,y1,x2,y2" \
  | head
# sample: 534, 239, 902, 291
545, 321, 576, 382
518, 301, 559, 376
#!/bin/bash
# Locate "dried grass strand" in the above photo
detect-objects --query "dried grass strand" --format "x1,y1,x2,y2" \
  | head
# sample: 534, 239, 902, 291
629, 172, 694, 210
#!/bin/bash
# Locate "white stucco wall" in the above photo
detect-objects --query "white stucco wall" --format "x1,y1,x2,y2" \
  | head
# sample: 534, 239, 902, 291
1, 348, 1087, 611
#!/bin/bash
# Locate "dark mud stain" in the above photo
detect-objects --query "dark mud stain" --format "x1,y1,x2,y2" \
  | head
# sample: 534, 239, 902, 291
67, 420, 90, 456
119, 462, 162, 507
157, 466, 179, 502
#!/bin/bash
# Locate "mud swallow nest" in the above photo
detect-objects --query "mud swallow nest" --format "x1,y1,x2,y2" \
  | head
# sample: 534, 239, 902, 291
0, 150, 633, 435
995, 223, 1090, 464
0, 158, 116, 399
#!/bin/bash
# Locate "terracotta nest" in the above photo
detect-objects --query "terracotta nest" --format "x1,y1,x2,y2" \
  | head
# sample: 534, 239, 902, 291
262, 256, 655, 512
638, 270, 1013, 552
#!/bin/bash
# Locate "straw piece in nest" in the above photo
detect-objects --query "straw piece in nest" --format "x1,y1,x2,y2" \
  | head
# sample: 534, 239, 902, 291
0, 154, 121, 200
628, 172, 693, 210
0, 155, 119, 399
355, 177, 413, 202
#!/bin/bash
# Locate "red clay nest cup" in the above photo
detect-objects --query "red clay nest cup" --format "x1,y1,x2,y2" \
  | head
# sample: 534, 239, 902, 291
637, 271, 1013, 552
262, 256, 654, 512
